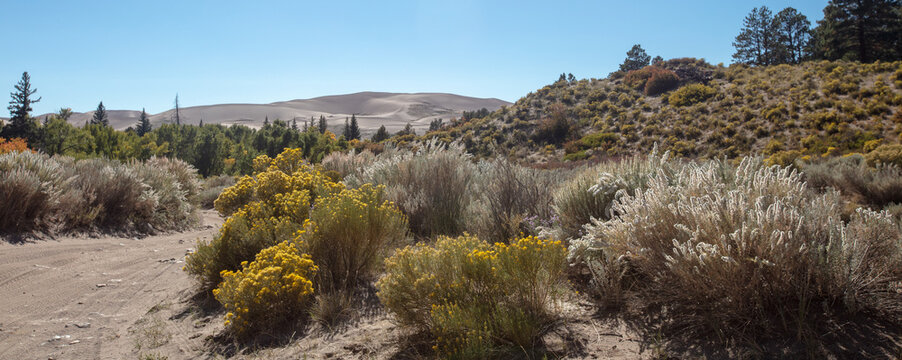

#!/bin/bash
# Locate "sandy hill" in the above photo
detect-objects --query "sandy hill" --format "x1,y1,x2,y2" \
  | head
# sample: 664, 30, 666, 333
48, 92, 510, 135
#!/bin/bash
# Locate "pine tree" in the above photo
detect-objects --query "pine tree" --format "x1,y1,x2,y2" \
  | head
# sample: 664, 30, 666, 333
3, 71, 41, 141
91, 101, 109, 126
291, 118, 298, 131
264, 116, 269, 126
318, 115, 327, 134
773, 7, 812, 63
136, 108, 152, 136
349, 114, 360, 140
343, 117, 351, 139
619, 44, 651, 71
733, 7, 780, 65
811, 0, 902, 62
372, 125, 389, 142
57, 107, 73, 121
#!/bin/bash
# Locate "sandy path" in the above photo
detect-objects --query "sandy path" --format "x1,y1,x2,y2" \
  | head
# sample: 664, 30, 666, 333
0, 210, 223, 360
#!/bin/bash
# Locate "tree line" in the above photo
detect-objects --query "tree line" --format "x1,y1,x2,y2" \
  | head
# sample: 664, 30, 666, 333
733, 0, 901, 65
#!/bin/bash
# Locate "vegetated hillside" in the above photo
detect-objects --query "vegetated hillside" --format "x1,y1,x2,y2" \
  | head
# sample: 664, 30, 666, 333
424, 59, 902, 162
48, 92, 510, 135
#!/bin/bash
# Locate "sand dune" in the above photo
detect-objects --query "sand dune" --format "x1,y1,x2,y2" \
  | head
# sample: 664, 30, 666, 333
42, 92, 510, 136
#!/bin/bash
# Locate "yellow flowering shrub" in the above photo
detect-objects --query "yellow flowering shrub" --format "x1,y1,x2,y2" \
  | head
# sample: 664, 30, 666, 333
377, 235, 568, 358
299, 183, 408, 291
214, 149, 344, 217
213, 239, 317, 336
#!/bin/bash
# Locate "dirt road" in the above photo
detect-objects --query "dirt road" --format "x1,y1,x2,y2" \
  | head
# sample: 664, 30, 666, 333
0, 210, 223, 360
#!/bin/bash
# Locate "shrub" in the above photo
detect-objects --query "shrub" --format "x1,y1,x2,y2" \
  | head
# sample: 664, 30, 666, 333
213, 239, 317, 337
570, 158, 902, 341
185, 192, 312, 290
145, 156, 201, 201
468, 159, 559, 243
299, 184, 408, 291
0, 152, 61, 232
0, 137, 30, 154
553, 150, 672, 240
196, 175, 236, 209
866, 144, 902, 167
667, 83, 716, 107
801, 154, 902, 208
346, 140, 474, 238
623, 66, 680, 95
377, 235, 568, 358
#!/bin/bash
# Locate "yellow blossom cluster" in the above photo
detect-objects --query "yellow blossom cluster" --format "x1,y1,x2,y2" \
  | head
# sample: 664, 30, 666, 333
213, 239, 317, 336
377, 234, 567, 358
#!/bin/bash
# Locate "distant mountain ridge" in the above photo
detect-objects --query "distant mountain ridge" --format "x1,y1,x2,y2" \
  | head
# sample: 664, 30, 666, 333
34, 92, 510, 135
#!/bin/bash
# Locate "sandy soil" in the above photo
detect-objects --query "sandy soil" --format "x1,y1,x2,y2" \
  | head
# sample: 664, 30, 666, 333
0, 210, 223, 360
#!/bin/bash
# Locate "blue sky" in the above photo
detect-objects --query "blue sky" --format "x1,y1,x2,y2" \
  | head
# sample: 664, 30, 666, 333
1, 0, 828, 115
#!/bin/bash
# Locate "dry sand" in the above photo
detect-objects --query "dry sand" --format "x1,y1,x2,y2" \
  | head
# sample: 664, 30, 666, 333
49, 92, 510, 137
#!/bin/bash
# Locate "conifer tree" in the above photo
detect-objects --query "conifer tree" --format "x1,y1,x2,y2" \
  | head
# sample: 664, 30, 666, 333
773, 7, 812, 63
136, 108, 152, 136
91, 101, 109, 126
372, 125, 389, 142
811, 0, 902, 62
619, 44, 651, 71
343, 117, 351, 139
3, 71, 41, 141
318, 115, 327, 134
349, 114, 360, 140
733, 7, 780, 65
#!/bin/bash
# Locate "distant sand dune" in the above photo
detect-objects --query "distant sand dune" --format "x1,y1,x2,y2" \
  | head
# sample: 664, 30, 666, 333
38, 92, 510, 136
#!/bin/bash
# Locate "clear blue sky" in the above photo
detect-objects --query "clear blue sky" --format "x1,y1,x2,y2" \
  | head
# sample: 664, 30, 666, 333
1, 0, 828, 115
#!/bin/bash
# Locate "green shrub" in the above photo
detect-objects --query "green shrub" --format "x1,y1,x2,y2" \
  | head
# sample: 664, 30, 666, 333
668, 84, 717, 107
866, 144, 902, 167
377, 235, 568, 358
196, 175, 236, 209
623, 66, 680, 95
299, 184, 408, 292
213, 239, 317, 337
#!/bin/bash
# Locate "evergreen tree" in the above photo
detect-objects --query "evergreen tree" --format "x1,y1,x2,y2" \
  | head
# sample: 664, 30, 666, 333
397, 123, 415, 137
57, 107, 73, 121
343, 117, 351, 139
318, 115, 327, 134
136, 108, 152, 136
349, 114, 360, 140
619, 44, 651, 71
91, 101, 109, 126
811, 0, 902, 62
3, 71, 41, 141
773, 7, 812, 63
429, 118, 443, 132
291, 118, 298, 131
733, 7, 780, 65
372, 125, 389, 142
651, 55, 664, 65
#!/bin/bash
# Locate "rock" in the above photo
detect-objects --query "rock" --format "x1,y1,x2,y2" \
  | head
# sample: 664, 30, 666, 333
69, 340, 80, 345
95, 284, 107, 288
74, 323, 91, 329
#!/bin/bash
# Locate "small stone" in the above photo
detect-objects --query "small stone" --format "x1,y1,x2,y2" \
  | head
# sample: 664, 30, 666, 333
95, 284, 106, 288
74, 323, 91, 329
69, 340, 80, 345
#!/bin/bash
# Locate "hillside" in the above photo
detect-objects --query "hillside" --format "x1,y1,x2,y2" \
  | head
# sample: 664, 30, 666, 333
48, 92, 510, 136
423, 60, 902, 162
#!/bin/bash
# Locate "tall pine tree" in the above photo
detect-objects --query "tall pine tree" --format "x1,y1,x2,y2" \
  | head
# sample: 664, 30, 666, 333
318, 115, 327, 134
773, 7, 812, 63
733, 7, 780, 65
372, 125, 389, 142
811, 0, 902, 62
91, 101, 109, 126
349, 114, 360, 140
136, 108, 152, 136
3, 71, 41, 141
